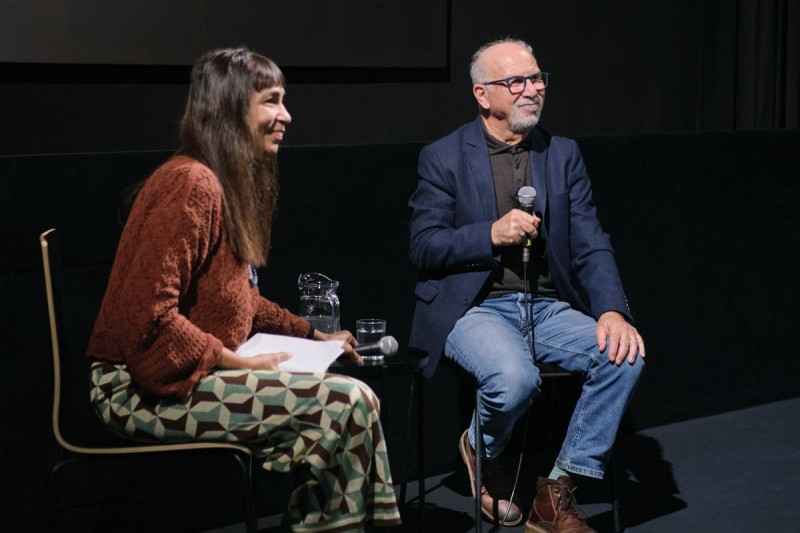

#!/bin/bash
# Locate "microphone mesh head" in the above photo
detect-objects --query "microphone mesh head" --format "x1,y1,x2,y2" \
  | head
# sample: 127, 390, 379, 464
379, 336, 399, 355
517, 186, 537, 207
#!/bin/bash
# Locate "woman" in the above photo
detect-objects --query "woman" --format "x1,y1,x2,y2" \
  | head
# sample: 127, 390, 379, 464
87, 47, 401, 531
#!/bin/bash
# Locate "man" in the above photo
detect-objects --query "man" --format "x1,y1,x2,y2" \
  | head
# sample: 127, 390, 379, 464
408, 38, 644, 532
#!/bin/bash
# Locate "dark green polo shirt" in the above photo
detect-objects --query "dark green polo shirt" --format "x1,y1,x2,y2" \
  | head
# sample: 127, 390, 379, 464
483, 126, 556, 299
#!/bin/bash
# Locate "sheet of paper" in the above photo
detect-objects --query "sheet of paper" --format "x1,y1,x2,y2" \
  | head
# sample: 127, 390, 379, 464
235, 333, 343, 373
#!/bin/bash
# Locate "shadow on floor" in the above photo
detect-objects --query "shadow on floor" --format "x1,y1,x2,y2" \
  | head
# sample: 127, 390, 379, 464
614, 432, 687, 528
397, 429, 688, 532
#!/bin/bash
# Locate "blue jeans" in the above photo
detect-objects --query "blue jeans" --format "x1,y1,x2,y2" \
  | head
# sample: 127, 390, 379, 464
444, 294, 643, 479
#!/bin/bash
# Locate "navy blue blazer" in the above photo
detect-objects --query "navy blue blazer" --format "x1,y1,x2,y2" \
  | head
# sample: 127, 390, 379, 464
408, 117, 632, 376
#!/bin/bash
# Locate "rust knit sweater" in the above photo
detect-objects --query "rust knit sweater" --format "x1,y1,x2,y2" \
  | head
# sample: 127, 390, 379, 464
87, 156, 310, 399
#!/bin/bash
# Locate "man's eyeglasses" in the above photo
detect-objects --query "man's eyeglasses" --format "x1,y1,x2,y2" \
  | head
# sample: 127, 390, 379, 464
482, 72, 549, 94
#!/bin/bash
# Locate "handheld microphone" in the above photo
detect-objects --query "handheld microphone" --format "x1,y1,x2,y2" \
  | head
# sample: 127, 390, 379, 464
517, 186, 537, 263
517, 186, 536, 214
354, 335, 399, 356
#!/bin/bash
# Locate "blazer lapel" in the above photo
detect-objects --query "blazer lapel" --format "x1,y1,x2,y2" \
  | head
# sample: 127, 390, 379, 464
464, 117, 498, 220
529, 127, 549, 219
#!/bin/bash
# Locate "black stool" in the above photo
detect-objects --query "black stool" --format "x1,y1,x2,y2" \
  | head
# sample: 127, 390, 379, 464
473, 363, 622, 533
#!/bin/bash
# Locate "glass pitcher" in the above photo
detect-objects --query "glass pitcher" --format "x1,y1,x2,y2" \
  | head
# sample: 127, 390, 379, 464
297, 272, 340, 333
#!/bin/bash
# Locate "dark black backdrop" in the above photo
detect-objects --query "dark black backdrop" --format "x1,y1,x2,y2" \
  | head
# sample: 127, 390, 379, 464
1, 0, 798, 156
2, 131, 798, 530
1, 1, 799, 530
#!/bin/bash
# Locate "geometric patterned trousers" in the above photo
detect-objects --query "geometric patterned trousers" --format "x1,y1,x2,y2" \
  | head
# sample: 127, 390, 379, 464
90, 361, 401, 532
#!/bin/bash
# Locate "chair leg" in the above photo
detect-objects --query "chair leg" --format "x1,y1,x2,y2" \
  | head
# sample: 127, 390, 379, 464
39, 455, 85, 533
231, 453, 258, 533
39, 461, 66, 533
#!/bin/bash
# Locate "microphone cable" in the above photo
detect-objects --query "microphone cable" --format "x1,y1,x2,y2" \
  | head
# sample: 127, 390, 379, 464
491, 186, 538, 529
494, 238, 535, 530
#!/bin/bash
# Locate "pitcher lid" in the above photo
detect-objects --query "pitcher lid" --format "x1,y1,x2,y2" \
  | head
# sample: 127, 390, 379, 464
297, 272, 339, 289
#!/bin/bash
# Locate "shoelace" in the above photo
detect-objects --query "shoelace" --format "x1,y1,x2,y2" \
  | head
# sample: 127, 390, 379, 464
554, 484, 585, 518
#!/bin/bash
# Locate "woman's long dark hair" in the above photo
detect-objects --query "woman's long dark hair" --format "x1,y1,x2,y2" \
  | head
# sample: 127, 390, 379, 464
178, 47, 284, 267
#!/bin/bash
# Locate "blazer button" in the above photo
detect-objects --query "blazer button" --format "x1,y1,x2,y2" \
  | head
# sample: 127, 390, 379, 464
463, 298, 469, 305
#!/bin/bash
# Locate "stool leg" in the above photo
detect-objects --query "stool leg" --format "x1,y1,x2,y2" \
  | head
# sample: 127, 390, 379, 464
416, 371, 425, 508
610, 451, 623, 532
474, 389, 482, 533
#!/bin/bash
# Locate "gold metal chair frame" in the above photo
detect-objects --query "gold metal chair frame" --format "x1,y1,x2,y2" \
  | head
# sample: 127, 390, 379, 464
39, 228, 258, 532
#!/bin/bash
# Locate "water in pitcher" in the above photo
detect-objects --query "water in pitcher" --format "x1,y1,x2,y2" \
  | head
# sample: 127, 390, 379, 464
300, 311, 339, 334
297, 273, 340, 333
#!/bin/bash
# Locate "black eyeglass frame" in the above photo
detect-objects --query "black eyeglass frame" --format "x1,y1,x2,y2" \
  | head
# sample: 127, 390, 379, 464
482, 72, 550, 94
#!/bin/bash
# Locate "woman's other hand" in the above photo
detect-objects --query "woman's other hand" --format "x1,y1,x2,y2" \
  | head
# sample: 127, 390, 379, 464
315, 329, 362, 364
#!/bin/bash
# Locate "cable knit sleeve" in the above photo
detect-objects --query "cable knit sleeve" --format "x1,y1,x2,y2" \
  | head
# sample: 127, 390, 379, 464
252, 296, 311, 338
88, 157, 227, 399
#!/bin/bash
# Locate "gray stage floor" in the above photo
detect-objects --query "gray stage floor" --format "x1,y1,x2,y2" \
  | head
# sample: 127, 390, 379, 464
208, 397, 800, 532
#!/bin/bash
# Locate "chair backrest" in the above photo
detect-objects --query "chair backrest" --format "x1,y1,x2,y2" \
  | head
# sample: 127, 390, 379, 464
40, 228, 256, 457
40, 228, 122, 449
40, 228, 71, 450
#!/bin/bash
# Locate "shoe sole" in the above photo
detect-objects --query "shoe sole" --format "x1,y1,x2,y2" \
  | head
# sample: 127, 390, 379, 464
524, 523, 553, 533
459, 430, 524, 527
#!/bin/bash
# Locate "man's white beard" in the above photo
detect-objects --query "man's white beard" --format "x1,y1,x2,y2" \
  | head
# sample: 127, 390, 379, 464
509, 108, 540, 133
509, 98, 542, 133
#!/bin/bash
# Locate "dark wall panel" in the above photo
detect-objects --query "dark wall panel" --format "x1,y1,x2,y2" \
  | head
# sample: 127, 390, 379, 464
579, 130, 800, 426
0, 0, 448, 68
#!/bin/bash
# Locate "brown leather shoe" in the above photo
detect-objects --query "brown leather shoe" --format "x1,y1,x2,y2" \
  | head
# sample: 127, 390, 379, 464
458, 430, 523, 526
525, 476, 596, 533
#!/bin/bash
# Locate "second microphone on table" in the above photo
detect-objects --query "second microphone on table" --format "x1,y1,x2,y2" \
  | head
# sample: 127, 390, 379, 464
354, 335, 399, 356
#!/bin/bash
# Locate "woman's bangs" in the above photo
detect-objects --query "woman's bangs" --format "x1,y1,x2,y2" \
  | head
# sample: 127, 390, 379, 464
252, 56, 285, 92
